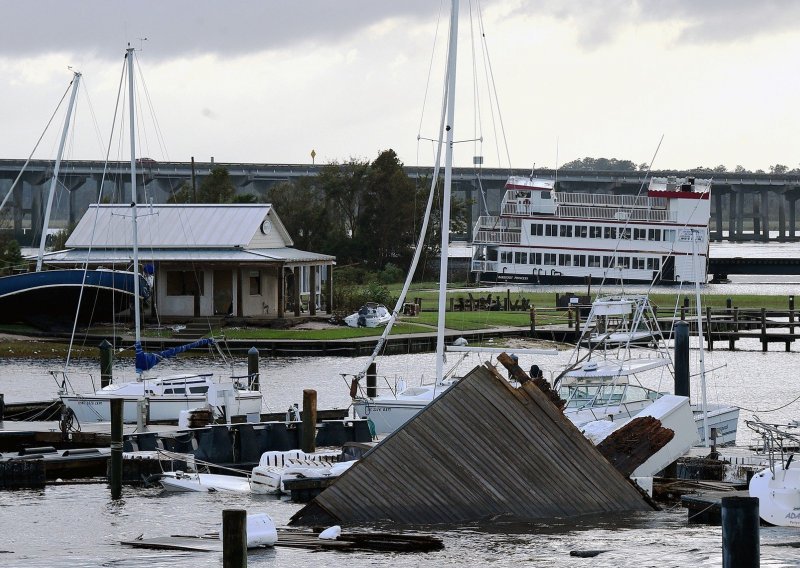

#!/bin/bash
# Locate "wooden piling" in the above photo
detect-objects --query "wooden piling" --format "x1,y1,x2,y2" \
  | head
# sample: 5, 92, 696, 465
301, 389, 317, 453
529, 307, 536, 336
366, 362, 377, 398
247, 346, 259, 390
100, 339, 113, 389
761, 307, 767, 352
110, 398, 123, 500
721, 496, 759, 568
222, 509, 247, 568
790, 295, 795, 334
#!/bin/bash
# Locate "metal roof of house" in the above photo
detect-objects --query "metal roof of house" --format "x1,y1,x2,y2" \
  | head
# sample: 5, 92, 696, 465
66, 204, 289, 248
40, 247, 334, 266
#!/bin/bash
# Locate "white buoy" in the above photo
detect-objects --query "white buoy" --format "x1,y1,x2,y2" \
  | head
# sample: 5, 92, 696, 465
318, 525, 341, 540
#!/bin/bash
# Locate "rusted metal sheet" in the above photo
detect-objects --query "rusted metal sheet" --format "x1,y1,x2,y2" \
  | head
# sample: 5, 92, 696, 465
596, 416, 675, 477
290, 363, 654, 525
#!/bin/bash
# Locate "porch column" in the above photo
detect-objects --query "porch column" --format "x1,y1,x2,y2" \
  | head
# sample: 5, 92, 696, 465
309, 265, 317, 316
277, 264, 285, 318
327, 265, 333, 315
293, 266, 301, 317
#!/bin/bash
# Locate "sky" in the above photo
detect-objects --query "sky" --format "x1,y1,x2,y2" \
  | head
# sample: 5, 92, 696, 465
1, 0, 798, 172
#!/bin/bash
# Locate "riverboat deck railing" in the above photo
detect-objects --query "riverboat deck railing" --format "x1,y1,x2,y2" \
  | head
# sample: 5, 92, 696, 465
471, 260, 498, 272
555, 192, 668, 210
473, 229, 521, 245
555, 205, 676, 223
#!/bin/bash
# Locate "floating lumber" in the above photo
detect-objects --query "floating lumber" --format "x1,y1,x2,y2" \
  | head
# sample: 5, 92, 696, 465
290, 362, 656, 526
122, 529, 443, 553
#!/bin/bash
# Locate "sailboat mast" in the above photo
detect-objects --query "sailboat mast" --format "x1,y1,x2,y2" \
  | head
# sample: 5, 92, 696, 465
126, 46, 142, 346
435, 0, 459, 383
692, 230, 709, 446
36, 71, 81, 272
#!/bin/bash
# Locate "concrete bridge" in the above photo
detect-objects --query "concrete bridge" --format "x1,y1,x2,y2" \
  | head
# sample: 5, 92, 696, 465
1, 158, 799, 245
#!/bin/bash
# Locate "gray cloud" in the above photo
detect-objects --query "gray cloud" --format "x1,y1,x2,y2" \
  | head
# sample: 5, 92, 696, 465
510, 0, 800, 48
0, 0, 443, 60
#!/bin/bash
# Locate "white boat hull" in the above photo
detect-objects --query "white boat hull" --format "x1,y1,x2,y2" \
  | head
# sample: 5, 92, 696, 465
749, 463, 800, 527
61, 392, 262, 423
160, 472, 251, 492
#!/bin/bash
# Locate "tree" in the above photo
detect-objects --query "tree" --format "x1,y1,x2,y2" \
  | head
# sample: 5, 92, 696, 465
713, 165, 728, 173
734, 165, 750, 174
770, 164, 789, 175
197, 166, 236, 203
356, 149, 419, 268
318, 158, 370, 241
0, 236, 23, 273
560, 157, 637, 171
267, 177, 331, 253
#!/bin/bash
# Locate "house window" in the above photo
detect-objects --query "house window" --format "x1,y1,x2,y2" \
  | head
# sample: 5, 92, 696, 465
544, 253, 557, 265
249, 271, 262, 295
531, 223, 543, 236
166, 270, 204, 296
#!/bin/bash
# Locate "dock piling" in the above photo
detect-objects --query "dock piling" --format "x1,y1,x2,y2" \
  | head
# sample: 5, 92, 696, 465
222, 509, 247, 567
366, 363, 377, 398
100, 339, 113, 388
674, 322, 690, 397
110, 398, 123, 499
247, 346, 259, 391
301, 389, 317, 453
721, 496, 759, 568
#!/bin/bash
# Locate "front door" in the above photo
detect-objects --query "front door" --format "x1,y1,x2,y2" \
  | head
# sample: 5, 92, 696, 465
213, 270, 233, 315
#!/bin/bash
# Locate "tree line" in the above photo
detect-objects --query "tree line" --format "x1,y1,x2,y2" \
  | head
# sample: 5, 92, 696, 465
169, 149, 470, 278
560, 157, 800, 175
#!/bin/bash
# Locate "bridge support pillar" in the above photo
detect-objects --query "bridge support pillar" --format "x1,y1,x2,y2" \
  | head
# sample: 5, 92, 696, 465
778, 190, 787, 242
714, 191, 724, 241
734, 186, 744, 241
790, 196, 797, 240
761, 189, 770, 242
752, 191, 761, 240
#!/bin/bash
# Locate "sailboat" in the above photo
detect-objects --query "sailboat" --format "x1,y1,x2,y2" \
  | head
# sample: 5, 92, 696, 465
58, 47, 262, 424
0, 71, 149, 326
349, 0, 556, 435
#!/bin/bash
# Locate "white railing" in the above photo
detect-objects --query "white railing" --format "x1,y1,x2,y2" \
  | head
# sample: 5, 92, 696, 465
473, 229, 521, 245
501, 202, 536, 216
471, 260, 498, 272
555, 192, 667, 210
473, 215, 521, 230
555, 205, 676, 222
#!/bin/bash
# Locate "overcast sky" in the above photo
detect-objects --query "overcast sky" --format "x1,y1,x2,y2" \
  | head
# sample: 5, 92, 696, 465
1, 0, 798, 171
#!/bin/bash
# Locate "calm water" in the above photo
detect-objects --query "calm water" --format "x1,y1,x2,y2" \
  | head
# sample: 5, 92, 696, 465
2, 331, 800, 566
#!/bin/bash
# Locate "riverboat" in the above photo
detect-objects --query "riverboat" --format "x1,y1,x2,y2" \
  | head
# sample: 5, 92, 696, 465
471, 175, 711, 285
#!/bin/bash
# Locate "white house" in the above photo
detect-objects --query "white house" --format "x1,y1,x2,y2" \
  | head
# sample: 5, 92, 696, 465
42, 203, 335, 319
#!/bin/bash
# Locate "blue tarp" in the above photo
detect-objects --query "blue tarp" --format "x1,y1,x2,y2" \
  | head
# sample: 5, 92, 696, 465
135, 338, 215, 374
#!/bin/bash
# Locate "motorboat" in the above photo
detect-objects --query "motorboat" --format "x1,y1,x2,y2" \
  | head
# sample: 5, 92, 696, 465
344, 303, 391, 328
747, 418, 800, 527
251, 449, 353, 495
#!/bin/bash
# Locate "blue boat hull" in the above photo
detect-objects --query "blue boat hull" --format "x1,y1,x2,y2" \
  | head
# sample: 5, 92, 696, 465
0, 269, 150, 326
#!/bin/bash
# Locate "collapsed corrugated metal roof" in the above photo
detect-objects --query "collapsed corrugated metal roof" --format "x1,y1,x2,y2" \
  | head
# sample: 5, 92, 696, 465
290, 363, 655, 526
